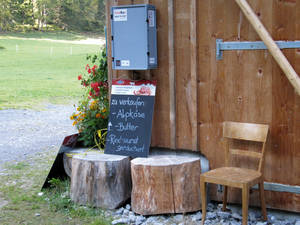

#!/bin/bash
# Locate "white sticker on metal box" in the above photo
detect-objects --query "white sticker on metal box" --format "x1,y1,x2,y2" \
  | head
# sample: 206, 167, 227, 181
149, 57, 155, 64
148, 10, 155, 27
121, 60, 130, 67
114, 9, 127, 21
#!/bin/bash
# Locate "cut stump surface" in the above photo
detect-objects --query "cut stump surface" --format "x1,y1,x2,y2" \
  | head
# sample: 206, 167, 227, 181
70, 151, 131, 209
131, 155, 201, 215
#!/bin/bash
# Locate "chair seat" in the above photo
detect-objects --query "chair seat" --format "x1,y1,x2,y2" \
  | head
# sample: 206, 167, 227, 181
201, 167, 262, 188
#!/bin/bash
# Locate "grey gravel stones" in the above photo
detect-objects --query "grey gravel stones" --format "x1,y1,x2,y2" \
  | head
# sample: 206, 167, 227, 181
109, 202, 300, 225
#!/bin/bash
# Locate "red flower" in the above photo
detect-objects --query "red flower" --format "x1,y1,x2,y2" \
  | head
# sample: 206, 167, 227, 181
91, 82, 97, 89
85, 64, 90, 70
88, 68, 91, 74
82, 82, 87, 87
78, 75, 82, 80
89, 91, 93, 96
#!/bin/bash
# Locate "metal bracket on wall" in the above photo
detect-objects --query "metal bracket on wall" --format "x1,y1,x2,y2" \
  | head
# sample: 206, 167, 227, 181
216, 39, 300, 60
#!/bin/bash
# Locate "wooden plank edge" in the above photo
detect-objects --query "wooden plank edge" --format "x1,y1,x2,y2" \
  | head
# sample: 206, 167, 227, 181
168, 0, 176, 149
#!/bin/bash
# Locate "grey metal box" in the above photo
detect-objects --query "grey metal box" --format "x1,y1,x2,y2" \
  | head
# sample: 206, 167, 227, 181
111, 4, 157, 70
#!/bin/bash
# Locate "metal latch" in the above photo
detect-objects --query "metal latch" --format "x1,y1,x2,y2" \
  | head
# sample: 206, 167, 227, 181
216, 39, 300, 60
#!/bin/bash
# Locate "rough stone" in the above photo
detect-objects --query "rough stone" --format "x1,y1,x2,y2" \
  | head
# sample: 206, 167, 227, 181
255, 222, 267, 225
173, 214, 183, 222
111, 218, 130, 225
192, 211, 202, 221
217, 211, 231, 219
232, 212, 242, 220
125, 204, 131, 210
135, 215, 146, 225
115, 207, 124, 215
207, 212, 217, 219
249, 212, 256, 221
123, 209, 129, 216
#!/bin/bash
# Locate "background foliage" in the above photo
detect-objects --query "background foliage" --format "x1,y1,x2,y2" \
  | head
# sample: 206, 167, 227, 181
0, 0, 105, 33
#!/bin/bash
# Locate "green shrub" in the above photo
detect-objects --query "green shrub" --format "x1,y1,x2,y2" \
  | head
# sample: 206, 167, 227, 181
70, 48, 109, 147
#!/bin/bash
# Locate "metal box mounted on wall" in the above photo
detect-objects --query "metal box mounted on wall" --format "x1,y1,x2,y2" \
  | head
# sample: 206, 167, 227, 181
110, 4, 157, 70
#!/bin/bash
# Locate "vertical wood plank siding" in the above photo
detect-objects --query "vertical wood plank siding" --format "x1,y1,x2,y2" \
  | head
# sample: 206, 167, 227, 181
106, 0, 300, 212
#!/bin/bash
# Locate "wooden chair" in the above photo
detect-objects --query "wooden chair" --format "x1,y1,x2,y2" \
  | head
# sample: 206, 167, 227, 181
200, 121, 269, 225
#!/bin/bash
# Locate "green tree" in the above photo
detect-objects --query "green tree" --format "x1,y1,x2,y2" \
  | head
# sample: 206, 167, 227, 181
0, 0, 14, 31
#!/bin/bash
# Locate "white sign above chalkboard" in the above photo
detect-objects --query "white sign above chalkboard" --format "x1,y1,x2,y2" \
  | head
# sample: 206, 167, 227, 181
105, 80, 156, 157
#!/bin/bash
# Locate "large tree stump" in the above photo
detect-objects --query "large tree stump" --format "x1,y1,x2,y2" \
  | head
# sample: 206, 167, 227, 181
70, 151, 131, 209
131, 155, 201, 215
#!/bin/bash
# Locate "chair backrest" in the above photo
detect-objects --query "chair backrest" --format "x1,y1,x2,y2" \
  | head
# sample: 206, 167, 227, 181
223, 121, 269, 173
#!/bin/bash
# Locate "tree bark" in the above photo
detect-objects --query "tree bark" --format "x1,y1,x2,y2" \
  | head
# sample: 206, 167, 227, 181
131, 155, 202, 215
70, 152, 131, 209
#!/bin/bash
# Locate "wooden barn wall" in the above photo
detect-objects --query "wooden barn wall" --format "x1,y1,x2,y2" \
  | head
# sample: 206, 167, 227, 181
106, 0, 300, 212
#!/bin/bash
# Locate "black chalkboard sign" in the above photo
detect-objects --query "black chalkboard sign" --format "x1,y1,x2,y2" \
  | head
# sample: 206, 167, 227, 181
105, 80, 156, 157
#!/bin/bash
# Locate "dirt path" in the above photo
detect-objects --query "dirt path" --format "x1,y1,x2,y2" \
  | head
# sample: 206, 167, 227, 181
0, 36, 105, 45
0, 104, 77, 170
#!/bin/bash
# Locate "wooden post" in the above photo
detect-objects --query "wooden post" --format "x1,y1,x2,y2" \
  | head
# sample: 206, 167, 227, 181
235, 0, 300, 96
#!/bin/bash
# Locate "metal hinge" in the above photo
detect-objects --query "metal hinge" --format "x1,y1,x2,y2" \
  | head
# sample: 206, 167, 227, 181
216, 39, 300, 60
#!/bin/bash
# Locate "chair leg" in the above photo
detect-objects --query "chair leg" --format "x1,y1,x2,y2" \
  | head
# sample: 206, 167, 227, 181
200, 179, 206, 225
222, 185, 228, 211
242, 185, 249, 225
259, 181, 267, 220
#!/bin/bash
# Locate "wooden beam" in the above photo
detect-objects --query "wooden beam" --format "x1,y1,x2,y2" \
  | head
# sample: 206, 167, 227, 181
190, 0, 198, 151
144, 0, 151, 80
168, 0, 176, 149
106, 0, 113, 100
235, 0, 300, 96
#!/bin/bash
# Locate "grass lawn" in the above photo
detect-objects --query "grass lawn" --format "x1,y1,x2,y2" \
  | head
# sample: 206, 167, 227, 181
0, 149, 112, 225
0, 32, 103, 109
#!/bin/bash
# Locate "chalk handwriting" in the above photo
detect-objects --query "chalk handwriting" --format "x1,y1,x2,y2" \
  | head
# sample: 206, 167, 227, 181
116, 108, 145, 121
116, 122, 138, 132
118, 97, 144, 109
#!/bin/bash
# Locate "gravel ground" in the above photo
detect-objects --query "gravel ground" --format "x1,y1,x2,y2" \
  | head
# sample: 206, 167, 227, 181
0, 103, 77, 170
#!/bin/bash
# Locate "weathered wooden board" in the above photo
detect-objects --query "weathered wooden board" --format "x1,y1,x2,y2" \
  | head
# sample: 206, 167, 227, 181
106, 0, 300, 212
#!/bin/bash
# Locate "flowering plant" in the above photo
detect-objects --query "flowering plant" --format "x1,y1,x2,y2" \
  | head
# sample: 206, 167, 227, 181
70, 48, 109, 147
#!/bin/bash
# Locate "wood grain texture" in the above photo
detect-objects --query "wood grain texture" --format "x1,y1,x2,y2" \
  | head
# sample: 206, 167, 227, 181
131, 155, 201, 215
70, 152, 131, 209
150, 0, 171, 148
235, 0, 300, 96
174, 0, 198, 150
168, 0, 176, 149
105, 0, 300, 212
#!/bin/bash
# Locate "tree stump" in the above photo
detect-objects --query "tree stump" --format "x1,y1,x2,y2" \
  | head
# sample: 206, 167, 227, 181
70, 151, 131, 209
63, 148, 89, 177
131, 155, 202, 215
